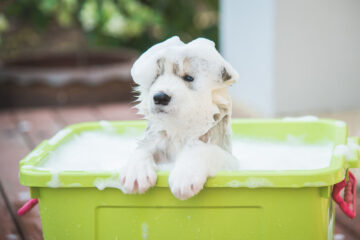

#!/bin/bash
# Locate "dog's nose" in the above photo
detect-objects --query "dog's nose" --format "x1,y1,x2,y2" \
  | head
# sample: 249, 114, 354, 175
153, 92, 171, 106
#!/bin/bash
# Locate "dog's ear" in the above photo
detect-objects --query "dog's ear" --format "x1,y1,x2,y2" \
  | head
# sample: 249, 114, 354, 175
202, 88, 232, 152
221, 67, 232, 81
220, 62, 238, 85
187, 37, 238, 85
131, 36, 184, 88
212, 88, 232, 118
200, 87, 233, 152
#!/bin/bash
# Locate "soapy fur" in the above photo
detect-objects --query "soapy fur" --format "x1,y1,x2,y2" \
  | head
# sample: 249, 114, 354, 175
119, 36, 239, 200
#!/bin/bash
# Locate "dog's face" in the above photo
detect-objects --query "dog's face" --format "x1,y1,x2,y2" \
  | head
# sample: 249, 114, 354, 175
132, 37, 238, 137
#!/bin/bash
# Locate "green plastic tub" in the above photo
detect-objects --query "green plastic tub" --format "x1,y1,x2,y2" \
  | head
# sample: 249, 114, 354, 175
19, 119, 359, 240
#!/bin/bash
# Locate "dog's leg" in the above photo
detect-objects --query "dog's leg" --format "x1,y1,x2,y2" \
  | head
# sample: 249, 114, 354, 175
169, 140, 238, 200
119, 147, 157, 194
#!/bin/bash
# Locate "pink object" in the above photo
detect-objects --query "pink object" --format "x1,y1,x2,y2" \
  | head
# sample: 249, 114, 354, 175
332, 171, 357, 219
17, 198, 38, 216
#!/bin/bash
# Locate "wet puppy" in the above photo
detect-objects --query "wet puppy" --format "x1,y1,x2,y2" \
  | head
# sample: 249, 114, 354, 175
120, 36, 239, 200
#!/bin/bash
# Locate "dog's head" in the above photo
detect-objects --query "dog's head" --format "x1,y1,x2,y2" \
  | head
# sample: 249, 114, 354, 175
132, 36, 238, 138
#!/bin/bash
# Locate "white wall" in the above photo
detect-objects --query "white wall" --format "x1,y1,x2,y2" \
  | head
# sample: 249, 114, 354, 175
220, 0, 276, 115
220, 0, 360, 116
275, 0, 360, 114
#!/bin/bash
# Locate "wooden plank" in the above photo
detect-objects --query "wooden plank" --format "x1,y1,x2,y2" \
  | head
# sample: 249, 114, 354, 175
335, 195, 360, 239
16, 205, 43, 240
0, 79, 133, 109
4, 106, 102, 240
55, 106, 101, 125
334, 224, 359, 240
7, 107, 101, 240
0, 111, 42, 240
96, 103, 141, 121
0, 183, 22, 240
13, 108, 63, 147
10, 108, 66, 239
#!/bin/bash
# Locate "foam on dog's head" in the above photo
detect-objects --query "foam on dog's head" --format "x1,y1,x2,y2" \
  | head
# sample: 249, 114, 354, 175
131, 36, 185, 89
132, 36, 238, 138
131, 36, 238, 88
183, 38, 238, 85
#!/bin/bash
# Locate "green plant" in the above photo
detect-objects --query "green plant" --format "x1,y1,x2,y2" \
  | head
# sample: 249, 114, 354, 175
1, 0, 218, 51
0, 13, 8, 43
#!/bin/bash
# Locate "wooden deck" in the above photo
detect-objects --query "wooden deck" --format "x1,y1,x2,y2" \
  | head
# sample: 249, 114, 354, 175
0, 104, 359, 240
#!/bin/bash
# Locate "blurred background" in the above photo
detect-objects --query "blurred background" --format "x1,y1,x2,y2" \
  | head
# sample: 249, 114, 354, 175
0, 0, 218, 108
0, 0, 359, 240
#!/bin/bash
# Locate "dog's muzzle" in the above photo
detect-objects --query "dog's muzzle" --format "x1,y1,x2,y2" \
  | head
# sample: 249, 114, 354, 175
153, 92, 171, 106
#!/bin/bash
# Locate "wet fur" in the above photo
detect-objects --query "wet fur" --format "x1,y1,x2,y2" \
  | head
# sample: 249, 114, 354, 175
120, 37, 239, 200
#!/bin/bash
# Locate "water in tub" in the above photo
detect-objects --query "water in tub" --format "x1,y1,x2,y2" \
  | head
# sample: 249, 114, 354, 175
36, 128, 334, 173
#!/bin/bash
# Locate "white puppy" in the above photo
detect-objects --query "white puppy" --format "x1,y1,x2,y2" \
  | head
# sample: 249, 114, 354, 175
120, 36, 239, 200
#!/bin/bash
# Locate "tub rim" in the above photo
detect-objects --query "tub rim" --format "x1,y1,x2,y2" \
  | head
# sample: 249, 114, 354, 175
19, 119, 359, 189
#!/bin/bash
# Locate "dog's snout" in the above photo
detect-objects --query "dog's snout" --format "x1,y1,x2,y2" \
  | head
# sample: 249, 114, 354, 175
153, 92, 171, 106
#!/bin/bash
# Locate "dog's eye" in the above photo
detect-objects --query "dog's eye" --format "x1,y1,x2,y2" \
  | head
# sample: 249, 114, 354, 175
183, 75, 194, 82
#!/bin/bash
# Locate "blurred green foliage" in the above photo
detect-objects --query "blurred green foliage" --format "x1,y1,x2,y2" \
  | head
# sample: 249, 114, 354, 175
1, 0, 218, 51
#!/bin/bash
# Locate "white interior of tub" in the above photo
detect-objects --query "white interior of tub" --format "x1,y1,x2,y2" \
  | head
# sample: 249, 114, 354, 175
35, 130, 335, 172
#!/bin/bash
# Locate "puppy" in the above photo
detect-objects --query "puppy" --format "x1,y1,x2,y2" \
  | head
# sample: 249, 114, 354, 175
120, 36, 239, 200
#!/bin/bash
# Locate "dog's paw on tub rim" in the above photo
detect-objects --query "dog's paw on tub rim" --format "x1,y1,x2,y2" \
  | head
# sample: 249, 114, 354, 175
168, 167, 207, 200
119, 160, 157, 194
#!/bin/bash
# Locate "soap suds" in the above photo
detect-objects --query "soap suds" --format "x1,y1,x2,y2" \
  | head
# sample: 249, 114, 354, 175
285, 134, 307, 144
334, 144, 353, 159
244, 178, 274, 188
282, 116, 319, 122
225, 180, 241, 187
334, 121, 346, 127
333, 137, 360, 163
21, 165, 35, 169
141, 222, 149, 240
23, 148, 44, 162
303, 182, 327, 187
37, 131, 139, 172
46, 171, 62, 188
36, 131, 334, 174
94, 176, 123, 191
48, 129, 72, 145
348, 137, 360, 152
99, 120, 116, 133
225, 178, 273, 188
232, 138, 333, 171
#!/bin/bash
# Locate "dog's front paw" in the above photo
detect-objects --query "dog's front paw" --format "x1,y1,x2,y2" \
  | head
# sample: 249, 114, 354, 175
119, 152, 157, 194
169, 167, 207, 200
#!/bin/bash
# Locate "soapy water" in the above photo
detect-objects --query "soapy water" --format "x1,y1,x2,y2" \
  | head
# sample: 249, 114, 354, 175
36, 131, 334, 172
282, 116, 319, 122
232, 138, 333, 171
37, 131, 137, 172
